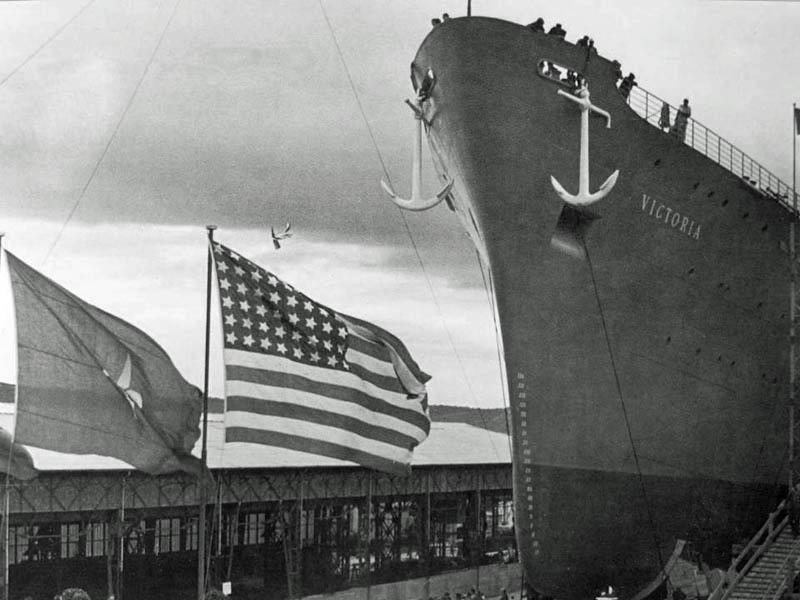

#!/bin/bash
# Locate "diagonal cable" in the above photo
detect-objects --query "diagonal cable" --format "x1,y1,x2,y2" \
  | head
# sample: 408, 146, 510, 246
41, 0, 183, 265
317, 0, 506, 461
0, 0, 97, 89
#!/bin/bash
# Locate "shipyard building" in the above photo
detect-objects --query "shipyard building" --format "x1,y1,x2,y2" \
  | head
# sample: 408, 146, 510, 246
3, 420, 518, 600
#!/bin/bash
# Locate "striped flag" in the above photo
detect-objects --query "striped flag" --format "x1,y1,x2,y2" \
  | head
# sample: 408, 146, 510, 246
212, 243, 431, 476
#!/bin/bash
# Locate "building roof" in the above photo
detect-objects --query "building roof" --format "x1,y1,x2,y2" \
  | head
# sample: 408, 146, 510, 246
16, 418, 512, 472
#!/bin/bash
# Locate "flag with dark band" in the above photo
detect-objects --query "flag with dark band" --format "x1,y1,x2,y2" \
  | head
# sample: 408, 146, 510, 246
6, 252, 204, 476
212, 243, 431, 476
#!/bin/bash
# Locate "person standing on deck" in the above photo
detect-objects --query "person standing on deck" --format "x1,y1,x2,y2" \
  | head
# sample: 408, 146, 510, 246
528, 17, 545, 32
671, 98, 692, 142
659, 102, 671, 130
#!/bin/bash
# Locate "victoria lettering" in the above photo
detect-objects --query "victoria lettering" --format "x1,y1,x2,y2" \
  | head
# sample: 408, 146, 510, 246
640, 193, 700, 240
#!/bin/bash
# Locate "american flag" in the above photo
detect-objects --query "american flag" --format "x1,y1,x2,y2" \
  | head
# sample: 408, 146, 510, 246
212, 243, 431, 476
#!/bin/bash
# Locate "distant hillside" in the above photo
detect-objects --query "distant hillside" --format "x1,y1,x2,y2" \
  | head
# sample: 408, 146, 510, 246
429, 405, 511, 436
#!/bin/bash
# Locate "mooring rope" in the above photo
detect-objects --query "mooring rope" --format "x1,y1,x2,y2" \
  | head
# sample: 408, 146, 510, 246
581, 234, 668, 579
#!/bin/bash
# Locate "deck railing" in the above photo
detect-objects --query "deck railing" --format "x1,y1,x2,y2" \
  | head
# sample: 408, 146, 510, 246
624, 84, 797, 211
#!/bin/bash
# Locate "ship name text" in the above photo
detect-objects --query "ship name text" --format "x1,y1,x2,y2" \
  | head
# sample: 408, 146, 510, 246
640, 194, 701, 240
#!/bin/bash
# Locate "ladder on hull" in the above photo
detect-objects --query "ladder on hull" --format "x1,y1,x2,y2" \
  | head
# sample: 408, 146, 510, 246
709, 502, 800, 600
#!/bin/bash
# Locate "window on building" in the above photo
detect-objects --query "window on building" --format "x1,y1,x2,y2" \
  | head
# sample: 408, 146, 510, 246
243, 512, 266, 546
185, 518, 198, 551
85, 522, 107, 557
60, 523, 80, 559
155, 518, 181, 554
8, 525, 35, 565
300, 509, 314, 546
126, 521, 147, 555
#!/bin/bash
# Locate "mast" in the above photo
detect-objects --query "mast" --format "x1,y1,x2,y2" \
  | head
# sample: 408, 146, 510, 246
198, 224, 216, 600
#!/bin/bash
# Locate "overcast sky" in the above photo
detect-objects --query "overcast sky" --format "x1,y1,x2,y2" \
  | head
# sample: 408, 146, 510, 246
1, 0, 798, 411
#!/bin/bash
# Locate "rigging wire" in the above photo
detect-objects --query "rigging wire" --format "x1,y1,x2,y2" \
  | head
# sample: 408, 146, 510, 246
0, 0, 97, 89
475, 249, 514, 458
317, 0, 500, 458
317, 0, 506, 462
41, 0, 183, 266
582, 234, 668, 579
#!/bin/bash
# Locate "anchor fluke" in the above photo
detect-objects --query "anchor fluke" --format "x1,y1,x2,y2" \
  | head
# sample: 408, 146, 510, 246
381, 176, 453, 211
597, 169, 619, 195
550, 169, 619, 207
381, 91, 453, 212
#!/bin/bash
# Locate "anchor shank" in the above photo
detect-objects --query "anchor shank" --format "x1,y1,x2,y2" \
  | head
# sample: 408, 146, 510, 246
412, 114, 423, 201
579, 106, 590, 196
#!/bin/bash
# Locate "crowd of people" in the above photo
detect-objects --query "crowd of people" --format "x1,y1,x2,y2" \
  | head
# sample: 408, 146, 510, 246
428, 588, 515, 600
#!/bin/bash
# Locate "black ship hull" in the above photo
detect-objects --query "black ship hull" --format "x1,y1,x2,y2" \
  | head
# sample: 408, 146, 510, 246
412, 17, 789, 599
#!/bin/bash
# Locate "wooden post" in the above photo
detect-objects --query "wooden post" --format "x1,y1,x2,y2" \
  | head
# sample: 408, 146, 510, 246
226, 500, 242, 583
475, 476, 482, 591
365, 471, 373, 600
1, 233, 11, 600
1, 483, 9, 600
106, 513, 115, 600
426, 470, 431, 576
118, 474, 126, 600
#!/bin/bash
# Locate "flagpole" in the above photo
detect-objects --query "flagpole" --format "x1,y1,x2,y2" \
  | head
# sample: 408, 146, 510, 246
198, 224, 216, 600
0, 232, 9, 600
792, 104, 798, 490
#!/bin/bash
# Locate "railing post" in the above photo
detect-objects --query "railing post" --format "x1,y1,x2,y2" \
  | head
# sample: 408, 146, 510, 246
645, 92, 649, 121
719, 138, 722, 164
691, 120, 695, 148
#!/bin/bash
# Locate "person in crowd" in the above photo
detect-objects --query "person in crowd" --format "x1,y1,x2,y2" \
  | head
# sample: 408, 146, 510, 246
619, 73, 637, 99
431, 17, 442, 26
611, 60, 622, 82
577, 35, 589, 46
500, 590, 510, 600
528, 17, 545, 32
658, 102, 671, 130
587, 38, 597, 53
59, 590, 91, 600
670, 98, 691, 142
548, 23, 566, 38
442, 12, 451, 20
566, 70, 578, 88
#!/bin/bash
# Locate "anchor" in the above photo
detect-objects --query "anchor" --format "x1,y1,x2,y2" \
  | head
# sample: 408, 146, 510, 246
381, 96, 454, 211
550, 83, 619, 207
